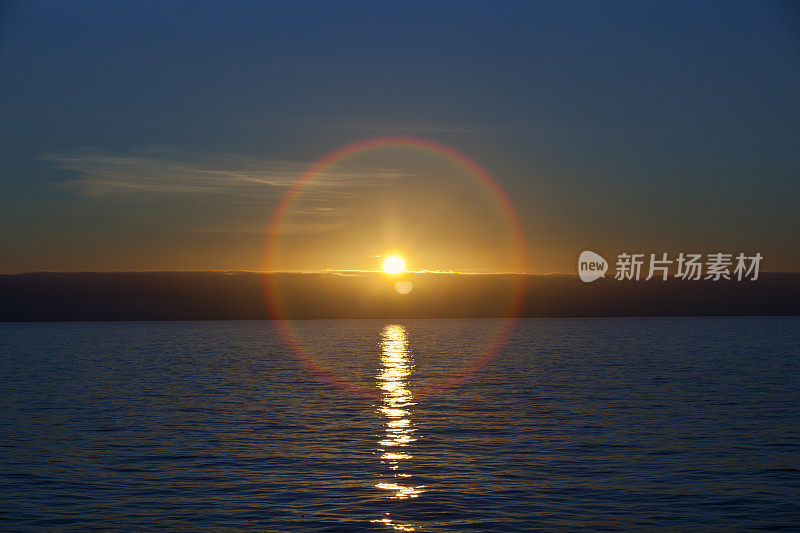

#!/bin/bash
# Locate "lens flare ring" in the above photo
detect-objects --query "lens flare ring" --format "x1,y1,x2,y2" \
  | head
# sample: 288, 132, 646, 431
262, 136, 528, 399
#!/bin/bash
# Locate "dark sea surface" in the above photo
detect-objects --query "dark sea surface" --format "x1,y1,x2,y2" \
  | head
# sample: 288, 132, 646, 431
1, 317, 798, 531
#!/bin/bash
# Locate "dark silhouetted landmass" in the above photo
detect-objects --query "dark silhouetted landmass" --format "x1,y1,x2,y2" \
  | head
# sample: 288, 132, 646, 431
1, 271, 799, 321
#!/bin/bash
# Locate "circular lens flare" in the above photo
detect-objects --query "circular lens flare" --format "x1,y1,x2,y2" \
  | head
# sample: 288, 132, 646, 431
394, 281, 413, 295
383, 256, 405, 274
262, 136, 529, 399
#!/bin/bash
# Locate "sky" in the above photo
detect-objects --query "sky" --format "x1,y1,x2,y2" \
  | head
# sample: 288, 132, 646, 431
1, 1, 799, 274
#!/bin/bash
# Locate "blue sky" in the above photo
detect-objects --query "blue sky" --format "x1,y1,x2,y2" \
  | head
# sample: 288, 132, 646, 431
1, 1, 798, 272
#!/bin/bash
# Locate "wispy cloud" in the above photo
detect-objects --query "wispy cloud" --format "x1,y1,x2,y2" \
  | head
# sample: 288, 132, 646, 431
43, 148, 405, 198
43, 147, 406, 235
179, 221, 351, 235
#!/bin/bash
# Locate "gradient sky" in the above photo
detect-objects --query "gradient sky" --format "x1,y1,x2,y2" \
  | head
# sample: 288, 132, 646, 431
1, 1, 798, 273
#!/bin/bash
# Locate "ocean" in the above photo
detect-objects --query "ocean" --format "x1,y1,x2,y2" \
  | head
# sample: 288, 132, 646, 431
1, 317, 798, 531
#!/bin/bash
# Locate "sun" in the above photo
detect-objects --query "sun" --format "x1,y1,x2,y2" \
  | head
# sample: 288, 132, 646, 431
383, 255, 405, 274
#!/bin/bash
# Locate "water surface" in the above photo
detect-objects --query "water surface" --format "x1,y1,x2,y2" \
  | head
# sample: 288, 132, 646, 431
1, 317, 798, 531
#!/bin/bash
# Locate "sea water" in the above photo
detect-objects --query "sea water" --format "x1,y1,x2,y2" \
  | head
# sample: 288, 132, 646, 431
1, 317, 798, 531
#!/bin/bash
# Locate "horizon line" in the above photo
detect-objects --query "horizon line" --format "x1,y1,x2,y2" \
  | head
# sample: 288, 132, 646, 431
2, 269, 799, 276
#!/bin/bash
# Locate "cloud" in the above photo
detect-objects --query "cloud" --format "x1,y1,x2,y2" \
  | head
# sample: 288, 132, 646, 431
179, 221, 350, 235
43, 148, 405, 198
42, 147, 406, 234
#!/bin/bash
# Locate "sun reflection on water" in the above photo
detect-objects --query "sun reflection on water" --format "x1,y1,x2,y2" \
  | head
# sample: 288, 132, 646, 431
371, 324, 424, 531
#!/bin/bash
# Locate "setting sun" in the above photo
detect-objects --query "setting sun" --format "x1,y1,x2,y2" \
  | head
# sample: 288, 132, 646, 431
383, 256, 405, 274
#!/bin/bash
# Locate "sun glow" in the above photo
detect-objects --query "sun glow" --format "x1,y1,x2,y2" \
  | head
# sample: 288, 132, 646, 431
383, 256, 405, 274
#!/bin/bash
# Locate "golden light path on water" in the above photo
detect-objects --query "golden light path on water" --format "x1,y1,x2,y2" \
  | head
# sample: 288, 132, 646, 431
371, 324, 424, 532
